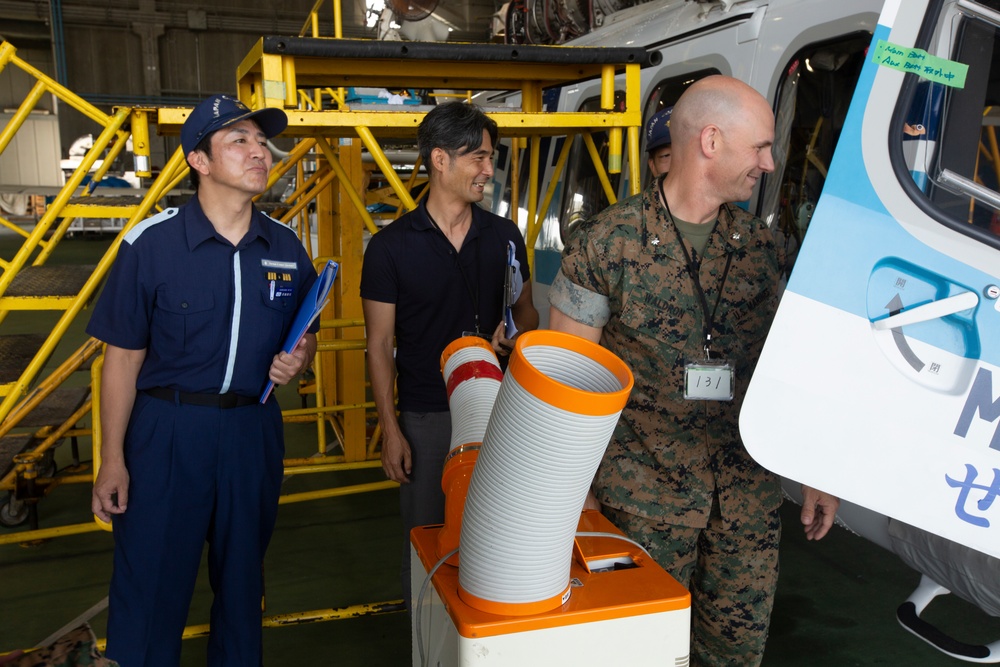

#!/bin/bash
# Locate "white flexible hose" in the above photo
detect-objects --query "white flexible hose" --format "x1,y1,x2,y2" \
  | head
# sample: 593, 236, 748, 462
436, 338, 504, 563
441, 343, 502, 451
458, 335, 633, 612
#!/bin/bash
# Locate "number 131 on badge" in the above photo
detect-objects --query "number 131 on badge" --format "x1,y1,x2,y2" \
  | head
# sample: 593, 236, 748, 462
684, 361, 734, 401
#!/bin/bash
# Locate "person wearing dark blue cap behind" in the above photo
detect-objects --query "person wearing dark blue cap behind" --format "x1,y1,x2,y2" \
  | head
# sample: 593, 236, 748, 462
88, 94, 318, 666
646, 106, 673, 178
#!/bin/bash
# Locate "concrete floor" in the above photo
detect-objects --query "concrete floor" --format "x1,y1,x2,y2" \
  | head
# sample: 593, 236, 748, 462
1, 234, 998, 665
5, 464, 998, 666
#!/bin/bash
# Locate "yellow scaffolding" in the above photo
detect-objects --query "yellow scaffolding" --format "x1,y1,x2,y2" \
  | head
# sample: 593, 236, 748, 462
0, 33, 646, 522
0, 23, 647, 651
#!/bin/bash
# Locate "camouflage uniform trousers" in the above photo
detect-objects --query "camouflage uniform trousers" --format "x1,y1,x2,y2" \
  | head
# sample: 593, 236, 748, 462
603, 499, 781, 667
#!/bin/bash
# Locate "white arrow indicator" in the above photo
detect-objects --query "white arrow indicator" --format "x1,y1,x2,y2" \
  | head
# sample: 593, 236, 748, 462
873, 291, 979, 331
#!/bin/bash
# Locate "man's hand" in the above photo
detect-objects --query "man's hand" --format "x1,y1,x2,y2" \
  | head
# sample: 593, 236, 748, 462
92, 459, 129, 523
381, 430, 412, 484
268, 335, 314, 386
490, 321, 514, 357
800, 485, 840, 541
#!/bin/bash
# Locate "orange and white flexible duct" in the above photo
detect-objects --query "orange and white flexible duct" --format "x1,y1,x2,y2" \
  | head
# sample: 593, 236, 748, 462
437, 336, 503, 564
457, 329, 634, 616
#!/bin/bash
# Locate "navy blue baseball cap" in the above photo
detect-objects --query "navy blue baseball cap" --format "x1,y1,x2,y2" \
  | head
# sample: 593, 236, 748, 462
645, 107, 673, 154
181, 94, 288, 156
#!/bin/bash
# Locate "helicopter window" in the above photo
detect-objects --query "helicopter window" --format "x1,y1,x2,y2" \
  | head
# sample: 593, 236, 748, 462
910, 0, 1000, 244
558, 91, 626, 242
759, 34, 871, 274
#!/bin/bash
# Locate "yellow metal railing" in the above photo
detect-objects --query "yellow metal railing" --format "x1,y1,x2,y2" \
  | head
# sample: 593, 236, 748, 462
0, 0, 656, 655
0, 147, 186, 423
300, 0, 345, 39
0, 21, 647, 528
0, 42, 146, 289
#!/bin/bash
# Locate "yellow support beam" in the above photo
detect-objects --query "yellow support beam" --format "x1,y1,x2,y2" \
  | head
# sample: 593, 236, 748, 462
0, 146, 187, 424
0, 29, 650, 556
158, 107, 641, 138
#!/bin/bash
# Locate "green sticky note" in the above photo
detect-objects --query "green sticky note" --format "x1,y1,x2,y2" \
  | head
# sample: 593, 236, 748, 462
872, 39, 969, 88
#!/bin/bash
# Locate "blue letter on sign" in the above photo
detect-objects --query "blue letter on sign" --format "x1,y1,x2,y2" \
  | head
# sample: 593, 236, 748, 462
954, 368, 1000, 451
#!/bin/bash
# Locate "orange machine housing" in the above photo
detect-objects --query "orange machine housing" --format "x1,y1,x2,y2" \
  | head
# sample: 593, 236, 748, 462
410, 510, 691, 666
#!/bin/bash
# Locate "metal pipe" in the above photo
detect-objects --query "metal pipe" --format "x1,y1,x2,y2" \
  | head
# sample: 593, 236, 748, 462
939, 167, 1000, 211
130, 109, 152, 177
280, 401, 376, 420
314, 137, 380, 235
277, 479, 398, 505
49, 0, 68, 85
0, 80, 47, 157
0, 399, 91, 490
582, 132, 617, 205
8, 50, 111, 125
279, 458, 381, 471
356, 126, 418, 213
278, 168, 338, 225
528, 132, 574, 252
526, 136, 541, 272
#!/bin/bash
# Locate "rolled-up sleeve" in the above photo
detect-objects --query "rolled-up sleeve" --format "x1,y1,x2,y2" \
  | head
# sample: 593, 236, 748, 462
548, 269, 611, 328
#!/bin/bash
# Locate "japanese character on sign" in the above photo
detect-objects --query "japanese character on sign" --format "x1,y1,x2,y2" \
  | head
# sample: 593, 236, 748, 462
945, 464, 1000, 527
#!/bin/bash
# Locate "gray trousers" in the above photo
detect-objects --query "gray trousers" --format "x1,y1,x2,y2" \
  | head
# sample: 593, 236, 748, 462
398, 410, 451, 610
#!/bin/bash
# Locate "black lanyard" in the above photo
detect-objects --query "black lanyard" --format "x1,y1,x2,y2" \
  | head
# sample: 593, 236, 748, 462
659, 178, 733, 358
427, 208, 482, 335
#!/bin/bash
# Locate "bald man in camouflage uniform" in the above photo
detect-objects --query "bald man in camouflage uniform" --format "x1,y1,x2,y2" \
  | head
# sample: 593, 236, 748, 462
549, 76, 839, 666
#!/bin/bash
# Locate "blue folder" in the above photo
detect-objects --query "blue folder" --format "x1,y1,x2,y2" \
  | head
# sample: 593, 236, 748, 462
259, 259, 339, 403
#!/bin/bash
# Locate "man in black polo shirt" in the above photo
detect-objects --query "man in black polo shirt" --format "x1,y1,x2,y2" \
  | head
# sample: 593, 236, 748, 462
361, 102, 538, 609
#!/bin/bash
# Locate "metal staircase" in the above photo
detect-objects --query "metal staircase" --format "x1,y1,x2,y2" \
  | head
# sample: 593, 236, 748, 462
0, 41, 187, 528
0, 25, 649, 536
0, 1, 656, 652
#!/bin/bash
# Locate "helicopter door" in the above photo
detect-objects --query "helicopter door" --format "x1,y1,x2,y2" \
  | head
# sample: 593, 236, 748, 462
741, 0, 1000, 560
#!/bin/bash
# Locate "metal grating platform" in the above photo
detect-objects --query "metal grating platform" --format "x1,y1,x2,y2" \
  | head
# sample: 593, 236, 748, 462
0, 334, 46, 385
66, 195, 142, 206
16, 386, 90, 428
5, 265, 97, 298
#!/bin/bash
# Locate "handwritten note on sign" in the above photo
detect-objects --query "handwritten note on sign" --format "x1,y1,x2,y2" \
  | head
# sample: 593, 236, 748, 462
872, 39, 969, 88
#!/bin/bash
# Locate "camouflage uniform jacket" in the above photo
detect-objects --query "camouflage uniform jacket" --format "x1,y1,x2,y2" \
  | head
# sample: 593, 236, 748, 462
554, 180, 783, 528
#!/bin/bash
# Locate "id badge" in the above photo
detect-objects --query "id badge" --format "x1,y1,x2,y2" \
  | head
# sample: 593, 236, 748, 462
684, 360, 734, 401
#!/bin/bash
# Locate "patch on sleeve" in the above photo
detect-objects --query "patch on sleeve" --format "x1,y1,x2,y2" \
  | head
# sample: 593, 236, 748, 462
549, 269, 611, 328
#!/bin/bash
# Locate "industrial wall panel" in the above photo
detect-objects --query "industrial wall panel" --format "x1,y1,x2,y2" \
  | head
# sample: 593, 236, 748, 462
64, 27, 143, 97
0, 113, 62, 187
0, 46, 56, 112
161, 29, 262, 96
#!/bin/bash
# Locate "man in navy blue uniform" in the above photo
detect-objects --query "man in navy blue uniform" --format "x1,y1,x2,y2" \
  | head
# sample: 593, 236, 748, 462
361, 102, 538, 609
88, 94, 317, 666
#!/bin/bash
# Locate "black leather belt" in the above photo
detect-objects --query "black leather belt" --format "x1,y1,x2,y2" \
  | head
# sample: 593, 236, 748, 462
143, 387, 258, 409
